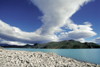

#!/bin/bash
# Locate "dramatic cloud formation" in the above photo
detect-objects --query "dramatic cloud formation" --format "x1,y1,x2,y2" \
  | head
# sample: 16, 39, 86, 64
0, 0, 97, 45
31, 0, 96, 42
31, 0, 92, 35
0, 20, 58, 44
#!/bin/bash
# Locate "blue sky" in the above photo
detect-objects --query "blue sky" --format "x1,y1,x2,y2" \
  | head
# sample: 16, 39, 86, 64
0, 0, 100, 45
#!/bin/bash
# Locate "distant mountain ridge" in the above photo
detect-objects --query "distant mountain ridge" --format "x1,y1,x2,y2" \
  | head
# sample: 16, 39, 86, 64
0, 40, 100, 49
32, 40, 100, 49
0, 44, 32, 48
0, 44, 10, 46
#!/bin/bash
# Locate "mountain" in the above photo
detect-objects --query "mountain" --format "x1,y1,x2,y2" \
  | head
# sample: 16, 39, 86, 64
0, 44, 10, 46
1, 40, 100, 49
32, 40, 100, 49
0, 44, 33, 48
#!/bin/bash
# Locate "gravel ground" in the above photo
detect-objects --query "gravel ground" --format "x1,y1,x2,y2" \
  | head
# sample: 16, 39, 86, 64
0, 49, 100, 67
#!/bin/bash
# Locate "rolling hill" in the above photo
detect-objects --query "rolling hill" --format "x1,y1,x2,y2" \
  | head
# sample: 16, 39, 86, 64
33, 40, 100, 49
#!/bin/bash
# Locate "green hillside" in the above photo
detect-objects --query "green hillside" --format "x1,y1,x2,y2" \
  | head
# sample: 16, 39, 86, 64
33, 40, 100, 49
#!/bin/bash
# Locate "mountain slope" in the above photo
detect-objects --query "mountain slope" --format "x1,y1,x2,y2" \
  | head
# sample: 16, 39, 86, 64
33, 40, 100, 49
1, 40, 100, 49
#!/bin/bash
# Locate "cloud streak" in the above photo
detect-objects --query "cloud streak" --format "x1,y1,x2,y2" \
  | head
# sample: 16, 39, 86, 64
0, 0, 96, 45
94, 37, 100, 44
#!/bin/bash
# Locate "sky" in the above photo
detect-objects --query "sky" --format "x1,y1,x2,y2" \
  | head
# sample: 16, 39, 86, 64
0, 0, 100, 45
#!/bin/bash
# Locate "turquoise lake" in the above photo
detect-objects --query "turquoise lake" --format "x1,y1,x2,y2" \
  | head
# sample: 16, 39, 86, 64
6, 48, 100, 64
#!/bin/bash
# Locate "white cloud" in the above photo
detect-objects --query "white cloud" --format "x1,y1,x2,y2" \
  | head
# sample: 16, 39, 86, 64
67, 21, 96, 39
31, 0, 93, 35
0, 0, 96, 45
75, 38, 85, 43
31, 0, 96, 41
94, 37, 100, 44
58, 20, 96, 42
0, 20, 58, 44
1, 40, 25, 46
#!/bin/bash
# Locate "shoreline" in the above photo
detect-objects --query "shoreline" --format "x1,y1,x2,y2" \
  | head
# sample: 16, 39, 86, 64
6, 48, 100, 64
0, 49, 100, 67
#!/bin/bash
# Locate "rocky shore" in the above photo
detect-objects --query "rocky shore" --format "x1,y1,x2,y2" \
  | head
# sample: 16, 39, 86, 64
0, 49, 100, 67
0, 46, 5, 49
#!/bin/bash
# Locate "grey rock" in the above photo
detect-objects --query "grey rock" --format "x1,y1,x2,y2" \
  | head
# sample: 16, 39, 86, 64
0, 49, 100, 67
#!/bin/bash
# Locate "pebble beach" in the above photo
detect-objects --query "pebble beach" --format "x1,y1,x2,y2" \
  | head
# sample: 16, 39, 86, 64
0, 49, 100, 67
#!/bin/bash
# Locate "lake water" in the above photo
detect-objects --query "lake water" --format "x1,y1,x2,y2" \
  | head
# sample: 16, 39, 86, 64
6, 48, 100, 64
